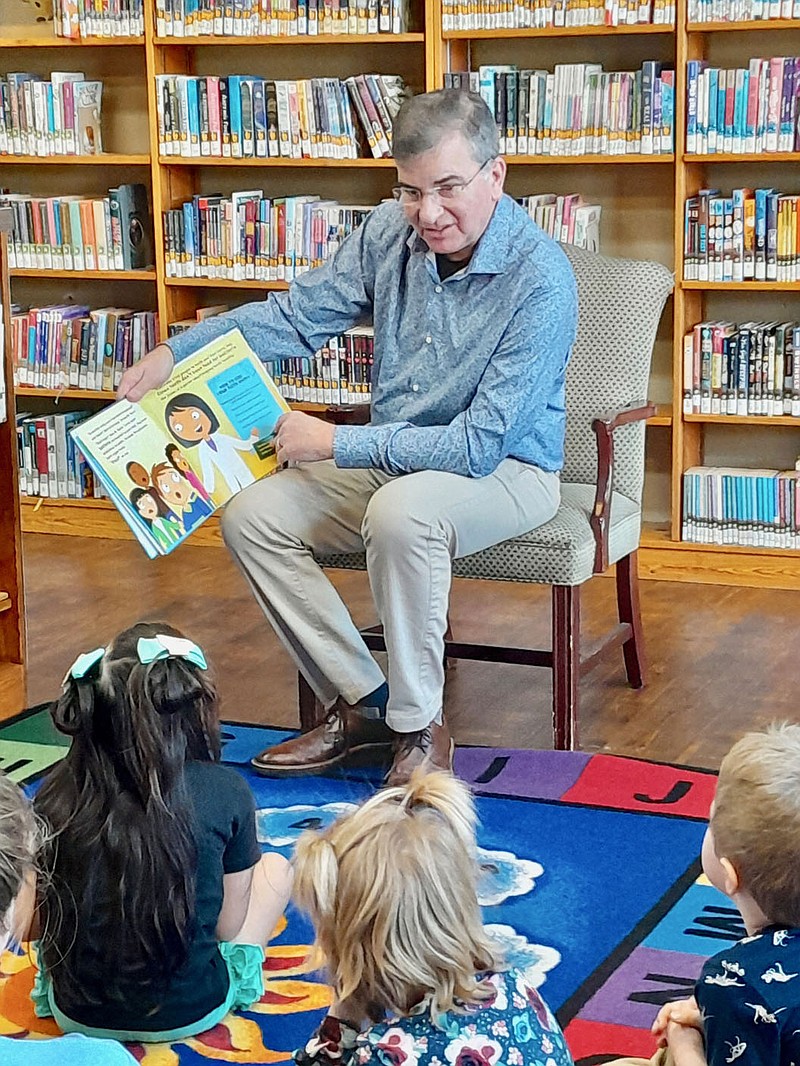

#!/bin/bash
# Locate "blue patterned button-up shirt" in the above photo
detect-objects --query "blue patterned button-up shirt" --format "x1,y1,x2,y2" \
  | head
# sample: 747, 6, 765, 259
167, 194, 577, 478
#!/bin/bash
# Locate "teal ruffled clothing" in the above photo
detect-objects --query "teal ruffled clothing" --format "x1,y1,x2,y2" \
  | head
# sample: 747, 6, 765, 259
0, 1033, 137, 1065
32, 942, 264, 1044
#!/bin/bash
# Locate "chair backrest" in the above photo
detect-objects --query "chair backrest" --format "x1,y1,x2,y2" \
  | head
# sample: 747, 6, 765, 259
560, 245, 673, 505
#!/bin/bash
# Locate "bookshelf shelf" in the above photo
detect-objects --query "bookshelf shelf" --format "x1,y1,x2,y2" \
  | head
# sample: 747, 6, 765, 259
15, 387, 115, 400
0, 595, 11, 616
153, 32, 425, 44
442, 24, 675, 38
681, 281, 800, 291
685, 18, 800, 30
684, 414, 800, 426
165, 277, 290, 289
683, 152, 800, 163
159, 156, 395, 167
0, 33, 145, 47
647, 405, 673, 426
0, 154, 150, 166
10, 268, 157, 280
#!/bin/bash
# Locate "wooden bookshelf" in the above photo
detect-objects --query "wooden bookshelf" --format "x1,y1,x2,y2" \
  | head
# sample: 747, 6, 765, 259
0, 206, 26, 688
6, 1, 800, 590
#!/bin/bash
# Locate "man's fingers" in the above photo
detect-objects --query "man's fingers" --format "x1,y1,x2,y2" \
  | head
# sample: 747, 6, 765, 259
117, 365, 145, 401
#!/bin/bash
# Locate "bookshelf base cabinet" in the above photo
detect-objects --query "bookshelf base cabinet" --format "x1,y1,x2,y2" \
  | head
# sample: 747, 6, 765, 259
5, 2, 800, 590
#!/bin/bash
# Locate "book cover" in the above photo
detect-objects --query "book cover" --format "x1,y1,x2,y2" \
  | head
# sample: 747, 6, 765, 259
71, 327, 290, 558
75, 80, 103, 156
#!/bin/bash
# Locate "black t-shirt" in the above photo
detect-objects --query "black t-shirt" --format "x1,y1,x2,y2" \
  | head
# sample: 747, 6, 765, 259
53, 761, 261, 1033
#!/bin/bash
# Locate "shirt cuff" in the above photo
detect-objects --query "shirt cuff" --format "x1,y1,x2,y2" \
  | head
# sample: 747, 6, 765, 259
333, 424, 388, 469
166, 316, 234, 363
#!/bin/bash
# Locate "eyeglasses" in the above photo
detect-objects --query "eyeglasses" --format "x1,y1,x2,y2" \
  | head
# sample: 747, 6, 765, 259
391, 158, 495, 206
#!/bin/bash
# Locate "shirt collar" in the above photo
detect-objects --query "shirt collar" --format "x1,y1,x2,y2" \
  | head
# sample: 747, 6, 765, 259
404, 194, 513, 278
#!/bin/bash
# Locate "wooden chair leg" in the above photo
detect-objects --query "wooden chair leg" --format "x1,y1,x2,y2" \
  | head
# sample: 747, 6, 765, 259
616, 550, 646, 689
298, 673, 324, 731
552, 584, 580, 751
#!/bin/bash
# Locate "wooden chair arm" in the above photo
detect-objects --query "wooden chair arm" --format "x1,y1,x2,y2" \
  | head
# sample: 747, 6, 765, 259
590, 402, 656, 574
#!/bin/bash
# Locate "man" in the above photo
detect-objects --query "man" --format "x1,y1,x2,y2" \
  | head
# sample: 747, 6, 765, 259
119, 89, 578, 787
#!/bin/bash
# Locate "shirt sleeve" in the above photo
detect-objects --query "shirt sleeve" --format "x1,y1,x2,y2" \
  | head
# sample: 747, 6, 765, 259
166, 218, 376, 364
220, 768, 262, 875
700, 979, 782, 1066
333, 270, 577, 479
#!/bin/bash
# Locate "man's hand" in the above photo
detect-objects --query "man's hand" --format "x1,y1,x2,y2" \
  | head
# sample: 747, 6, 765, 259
653, 997, 703, 1046
274, 412, 335, 465
118, 343, 175, 402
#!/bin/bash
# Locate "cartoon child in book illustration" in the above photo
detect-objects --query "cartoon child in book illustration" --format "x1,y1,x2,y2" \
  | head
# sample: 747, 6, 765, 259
129, 486, 183, 553
164, 393, 259, 498
151, 461, 214, 533
126, 461, 151, 489
165, 443, 213, 504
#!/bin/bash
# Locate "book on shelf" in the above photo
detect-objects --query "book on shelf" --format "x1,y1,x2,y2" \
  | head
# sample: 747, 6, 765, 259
53, 0, 145, 37
154, 0, 410, 34
10, 306, 158, 392
683, 187, 800, 283
0, 74, 105, 158
687, 0, 800, 20
682, 466, 800, 549
682, 321, 800, 417
16, 410, 99, 501
155, 74, 407, 160
686, 58, 800, 157
70, 327, 290, 557
163, 194, 372, 282
441, 0, 673, 29
446, 64, 674, 158
259, 326, 375, 406
0, 184, 154, 273
518, 193, 601, 251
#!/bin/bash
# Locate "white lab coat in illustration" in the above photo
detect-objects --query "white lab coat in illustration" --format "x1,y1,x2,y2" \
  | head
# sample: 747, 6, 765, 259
198, 434, 257, 494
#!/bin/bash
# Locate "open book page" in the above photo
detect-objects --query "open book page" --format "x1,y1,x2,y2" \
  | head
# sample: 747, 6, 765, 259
71, 327, 290, 556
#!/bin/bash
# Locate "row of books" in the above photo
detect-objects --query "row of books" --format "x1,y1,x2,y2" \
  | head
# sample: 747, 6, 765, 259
1, 185, 153, 273
154, 0, 410, 34
266, 329, 374, 405
453, 63, 674, 156
686, 58, 800, 156
442, 0, 673, 28
10, 305, 158, 392
155, 74, 405, 161
163, 195, 371, 281
682, 321, 800, 418
687, 0, 800, 19
683, 188, 800, 283
53, 0, 145, 36
16, 411, 100, 501
0, 74, 103, 158
682, 466, 800, 549
519, 194, 601, 251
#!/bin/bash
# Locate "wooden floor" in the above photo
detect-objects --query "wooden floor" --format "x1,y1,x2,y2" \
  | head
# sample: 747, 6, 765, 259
4, 533, 800, 770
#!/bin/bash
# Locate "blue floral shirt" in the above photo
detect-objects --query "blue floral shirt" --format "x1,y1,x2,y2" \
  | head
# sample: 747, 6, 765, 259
354, 969, 573, 1066
166, 197, 577, 479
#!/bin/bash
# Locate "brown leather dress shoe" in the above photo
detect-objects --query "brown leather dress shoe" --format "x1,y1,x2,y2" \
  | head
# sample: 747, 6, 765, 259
251, 702, 393, 776
384, 719, 455, 787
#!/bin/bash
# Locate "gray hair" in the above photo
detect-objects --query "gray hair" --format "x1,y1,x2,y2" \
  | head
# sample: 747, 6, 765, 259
0, 773, 37, 943
392, 89, 500, 164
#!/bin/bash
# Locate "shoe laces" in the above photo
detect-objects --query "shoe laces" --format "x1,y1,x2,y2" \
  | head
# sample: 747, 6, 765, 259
394, 726, 432, 757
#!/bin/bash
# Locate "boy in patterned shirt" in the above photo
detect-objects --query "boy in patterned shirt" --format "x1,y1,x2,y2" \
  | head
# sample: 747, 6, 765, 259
649, 724, 800, 1066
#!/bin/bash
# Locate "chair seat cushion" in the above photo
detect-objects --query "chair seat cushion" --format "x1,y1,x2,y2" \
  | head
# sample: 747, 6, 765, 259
314, 483, 642, 587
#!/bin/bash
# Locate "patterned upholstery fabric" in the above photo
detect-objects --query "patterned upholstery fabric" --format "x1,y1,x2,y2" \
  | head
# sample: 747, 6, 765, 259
315, 246, 674, 589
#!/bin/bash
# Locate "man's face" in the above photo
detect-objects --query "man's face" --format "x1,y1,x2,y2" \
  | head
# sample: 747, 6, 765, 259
395, 131, 506, 262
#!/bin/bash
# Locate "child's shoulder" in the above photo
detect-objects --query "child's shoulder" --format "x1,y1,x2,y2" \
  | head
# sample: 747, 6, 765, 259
701, 927, 800, 988
185, 760, 255, 805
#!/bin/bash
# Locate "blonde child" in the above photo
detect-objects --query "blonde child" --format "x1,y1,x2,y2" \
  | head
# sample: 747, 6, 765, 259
292, 770, 573, 1066
0, 772, 138, 1064
33, 622, 293, 1042
631, 724, 800, 1066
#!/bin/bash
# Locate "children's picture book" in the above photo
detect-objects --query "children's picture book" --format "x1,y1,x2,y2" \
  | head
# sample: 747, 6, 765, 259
70, 327, 290, 558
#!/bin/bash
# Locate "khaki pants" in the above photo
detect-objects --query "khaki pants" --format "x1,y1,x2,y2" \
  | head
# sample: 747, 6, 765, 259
221, 458, 560, 732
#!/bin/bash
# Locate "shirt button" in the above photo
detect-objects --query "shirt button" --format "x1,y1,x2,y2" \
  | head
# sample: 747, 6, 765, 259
425, 335, 432, 344
435, 285, 443, 293
412, 383, 420, 392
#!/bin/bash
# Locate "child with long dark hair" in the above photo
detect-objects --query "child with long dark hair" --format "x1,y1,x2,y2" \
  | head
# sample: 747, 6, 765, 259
33, 622, 292, 1042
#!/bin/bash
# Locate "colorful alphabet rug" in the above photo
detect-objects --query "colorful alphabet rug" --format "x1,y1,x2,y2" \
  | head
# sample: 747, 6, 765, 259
0, 709, 730, 1065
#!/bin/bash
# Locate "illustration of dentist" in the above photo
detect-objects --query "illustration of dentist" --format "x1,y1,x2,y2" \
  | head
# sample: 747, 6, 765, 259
165, 393, 259, 496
